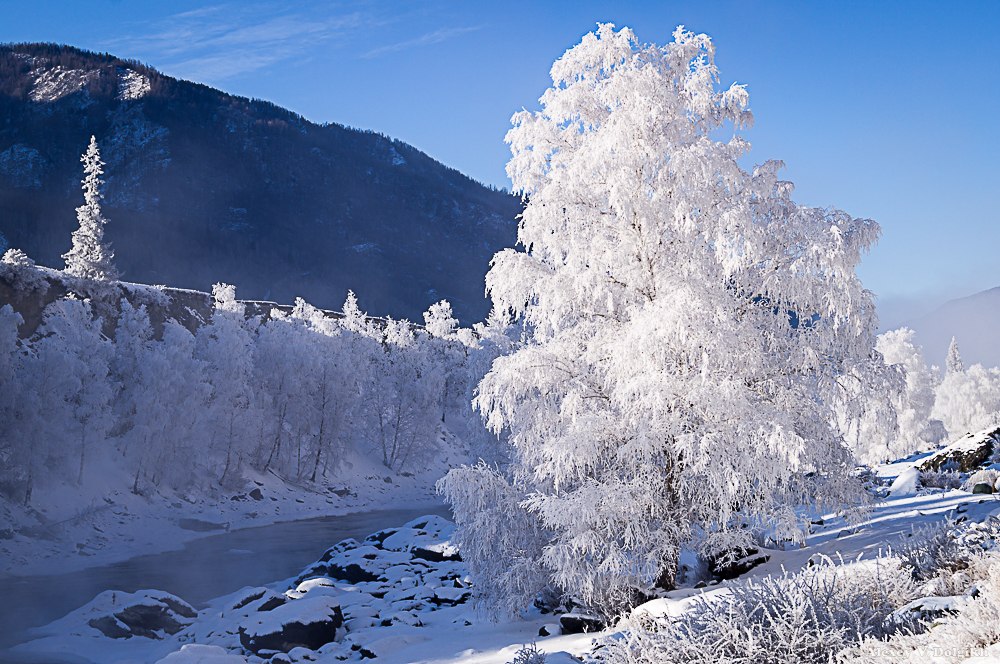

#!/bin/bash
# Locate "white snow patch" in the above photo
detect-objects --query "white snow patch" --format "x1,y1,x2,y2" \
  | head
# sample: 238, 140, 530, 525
890, 466, 921, 497
117, 68, 151, 100
30, 66, 98, 102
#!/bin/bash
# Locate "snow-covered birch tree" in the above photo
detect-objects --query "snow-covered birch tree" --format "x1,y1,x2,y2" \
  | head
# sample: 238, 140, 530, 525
444, 23, 887, 616
62, 136, 119, 281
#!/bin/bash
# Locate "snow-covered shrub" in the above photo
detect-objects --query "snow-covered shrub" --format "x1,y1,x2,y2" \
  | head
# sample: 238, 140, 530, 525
1, 248, 33, 268
436, 462, 551, 618
508, 643, 546, 664
963, 469, 1000, 493
598, 557, 917, 664
920, 469, 963, 491
895, 519, 968, 582
842, 552, 1000, 664
894, 517, 1000, 597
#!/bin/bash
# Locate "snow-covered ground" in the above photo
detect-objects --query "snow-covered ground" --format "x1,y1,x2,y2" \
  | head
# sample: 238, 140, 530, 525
7, 449, 1000, 664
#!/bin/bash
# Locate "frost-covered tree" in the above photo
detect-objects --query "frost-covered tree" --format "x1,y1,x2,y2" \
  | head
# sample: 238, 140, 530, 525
196, 284, 260, 485
933, 363, 1000, 437
445, 24, 886, 616
0, 305, 24, 497
876, 328, 944, 451
946, 336, 964, 374
365, 319, 443, 470
58, 300, 115, 484
62, 136, 119, 281
130, 320, 209, 493
112, 300, 154, 442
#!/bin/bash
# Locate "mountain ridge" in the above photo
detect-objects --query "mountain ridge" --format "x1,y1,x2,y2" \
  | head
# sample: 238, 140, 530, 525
903, 285, 1000, 368
0, 42, 522, 322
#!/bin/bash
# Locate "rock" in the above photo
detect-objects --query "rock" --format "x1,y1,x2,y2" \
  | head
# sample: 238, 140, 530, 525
710, 548, 771, 580
893, 595, 962, 623
230, 588, 267, 610
248, 488, 264, 501
889, 467, 921, 497
88, 615, 133, 639
86, 590, 197, 640
973, 482, 995, 495
431, 586, 470, 606
238, 595, 344, 654
918, 426, 1000, 473
412, 546, 462, 563
559, 612, 604, 634
326, 562, 381, 584
155, 644, 248, 663
538, 622, 561, 637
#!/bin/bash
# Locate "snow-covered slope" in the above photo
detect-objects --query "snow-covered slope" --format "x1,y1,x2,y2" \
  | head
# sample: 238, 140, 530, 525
9, 445, 1000, 664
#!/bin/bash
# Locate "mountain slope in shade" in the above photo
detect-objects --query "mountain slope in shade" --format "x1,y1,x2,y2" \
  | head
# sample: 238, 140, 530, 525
0, 43, 523, 322
904, 286, 1000, 368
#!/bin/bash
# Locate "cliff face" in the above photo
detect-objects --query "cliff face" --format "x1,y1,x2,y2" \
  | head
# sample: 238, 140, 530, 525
0, 44, 521, 322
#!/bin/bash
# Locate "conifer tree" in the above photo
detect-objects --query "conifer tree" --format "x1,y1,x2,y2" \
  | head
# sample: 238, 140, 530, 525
946, 336, 964, 374
63, 136, 119, 281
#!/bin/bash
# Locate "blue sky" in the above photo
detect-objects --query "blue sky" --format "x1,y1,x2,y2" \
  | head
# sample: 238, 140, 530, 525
2, 0, 998, 325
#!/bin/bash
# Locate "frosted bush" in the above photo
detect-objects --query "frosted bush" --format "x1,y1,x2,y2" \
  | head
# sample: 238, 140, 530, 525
843, 552, 1000, 664
895, 518, 969, 582
1, 248, 33, 267
598, 557, 917, 664
920, 469, 963, 491
963, 469, 1000, 493
894, 517, 1000, 599
508, 643, 547, 664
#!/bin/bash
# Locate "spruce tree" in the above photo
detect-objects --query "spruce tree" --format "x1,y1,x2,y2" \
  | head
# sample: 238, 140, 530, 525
63, 136, 119, 281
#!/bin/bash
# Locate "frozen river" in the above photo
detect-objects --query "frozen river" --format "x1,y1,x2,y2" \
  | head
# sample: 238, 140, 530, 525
0, 504, 451, 655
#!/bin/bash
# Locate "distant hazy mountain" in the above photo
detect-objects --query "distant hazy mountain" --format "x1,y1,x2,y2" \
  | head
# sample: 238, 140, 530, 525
904, 286, 1000, 368
0, 44, 522, 322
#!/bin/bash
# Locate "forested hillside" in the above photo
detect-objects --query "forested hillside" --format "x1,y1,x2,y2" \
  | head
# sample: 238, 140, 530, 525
0, 44, 522, 322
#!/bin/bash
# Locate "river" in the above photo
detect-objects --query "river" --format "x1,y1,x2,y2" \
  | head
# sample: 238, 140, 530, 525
0, 504, 451, 656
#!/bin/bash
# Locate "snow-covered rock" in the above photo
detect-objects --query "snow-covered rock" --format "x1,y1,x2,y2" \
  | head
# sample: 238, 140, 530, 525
890, 466, 922, 497
155, 644, 247, 663
237, 594, 344, 654
74, 589, 197, 640
919, 426, 1000, 473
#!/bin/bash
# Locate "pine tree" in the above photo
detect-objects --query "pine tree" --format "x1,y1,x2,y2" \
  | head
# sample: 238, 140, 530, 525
62, 136, 119, 281
946, 336, 964, 374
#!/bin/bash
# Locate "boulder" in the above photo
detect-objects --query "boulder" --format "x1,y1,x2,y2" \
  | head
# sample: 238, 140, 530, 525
559, 612, 604, 634
85, 590, 196, 640
155, 644, 248, 663
538, 623, 561, 637
972, 482, 994, 495
238, 595, 344, 654
918, 426, 1000, 473
710, 547, 771, 580
892, 595, 962, 623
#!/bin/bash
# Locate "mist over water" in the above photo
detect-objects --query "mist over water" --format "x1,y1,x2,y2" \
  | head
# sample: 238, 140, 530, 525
0, 504, 451, 657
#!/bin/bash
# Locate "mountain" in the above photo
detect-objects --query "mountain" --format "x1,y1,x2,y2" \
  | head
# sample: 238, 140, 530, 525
0, 44, 522, 322
904, 286, 1000, 368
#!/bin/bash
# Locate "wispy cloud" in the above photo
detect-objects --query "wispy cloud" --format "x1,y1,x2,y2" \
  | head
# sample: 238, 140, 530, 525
102, 3, 370, 82
363, 25, 480, 59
